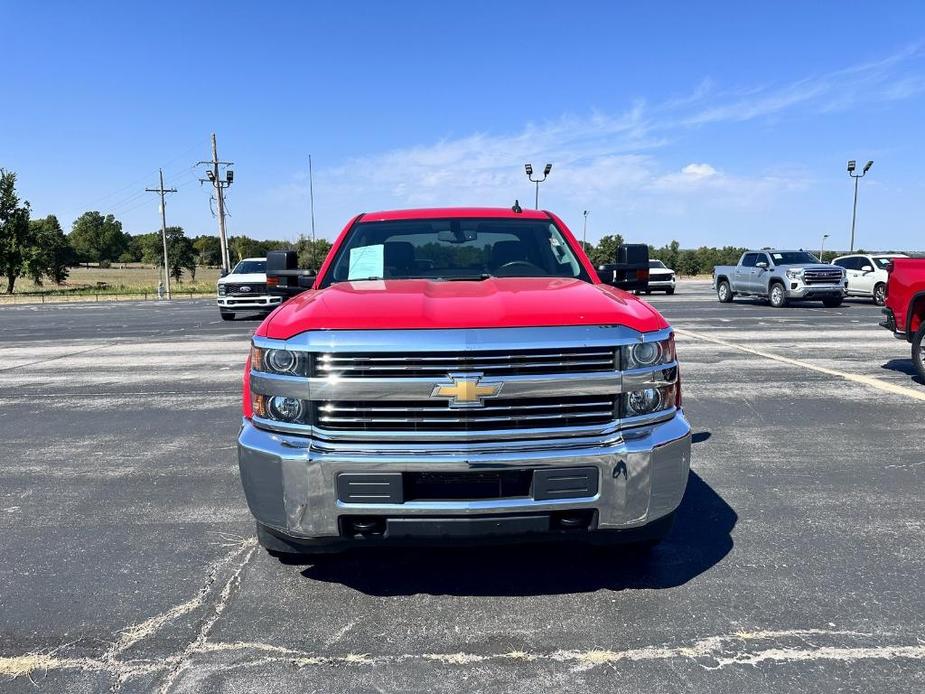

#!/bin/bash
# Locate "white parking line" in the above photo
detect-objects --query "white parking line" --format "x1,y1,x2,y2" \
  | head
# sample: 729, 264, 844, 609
675, 327, 925, 402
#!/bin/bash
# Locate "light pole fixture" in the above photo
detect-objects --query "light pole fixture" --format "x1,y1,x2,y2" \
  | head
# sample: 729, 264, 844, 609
583, 210, 590, 248
819, 233, 829, 263
525, 163, 552, 209
847, 159, 873, 252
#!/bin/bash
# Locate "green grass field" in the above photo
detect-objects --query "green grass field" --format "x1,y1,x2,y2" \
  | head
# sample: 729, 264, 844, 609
2, 264, 221, 303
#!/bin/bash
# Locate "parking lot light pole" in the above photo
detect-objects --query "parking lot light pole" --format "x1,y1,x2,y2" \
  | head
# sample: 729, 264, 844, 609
847, 159, 873, 253
524, 163, 552, 209
819, 233, 829, 263
583, 210, 590, 249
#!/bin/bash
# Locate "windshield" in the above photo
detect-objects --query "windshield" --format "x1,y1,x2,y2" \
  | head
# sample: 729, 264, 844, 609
769, 251, 819, 265
649, 260, 666, 269
323, 218, 589, 285
872, 256, 895, 269
232, 260, 266, 275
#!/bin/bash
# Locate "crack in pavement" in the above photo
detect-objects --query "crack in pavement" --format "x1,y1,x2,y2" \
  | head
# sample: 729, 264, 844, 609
0, 536, 258, 691
155, 542, 258, 693
4, 623, 925, 686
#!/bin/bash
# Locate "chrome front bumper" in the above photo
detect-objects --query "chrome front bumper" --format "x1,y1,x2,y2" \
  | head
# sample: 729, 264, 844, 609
237, 411, 692, 540
786, 282, 847, 299
217, 295, 282, 310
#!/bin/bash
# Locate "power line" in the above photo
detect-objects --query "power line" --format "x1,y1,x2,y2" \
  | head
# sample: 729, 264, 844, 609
105, 167, 196, 216
85, 142, 201, 209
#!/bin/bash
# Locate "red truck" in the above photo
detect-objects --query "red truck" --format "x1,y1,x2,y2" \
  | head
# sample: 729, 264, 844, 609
238, 207, 691, 557
880, 257, 925, 381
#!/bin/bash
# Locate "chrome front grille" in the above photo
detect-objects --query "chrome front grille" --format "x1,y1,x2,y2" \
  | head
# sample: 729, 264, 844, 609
314, 347, 616, 378
250, 325, 678, 442
803, 270, 843, 285
314, 395, 618, 432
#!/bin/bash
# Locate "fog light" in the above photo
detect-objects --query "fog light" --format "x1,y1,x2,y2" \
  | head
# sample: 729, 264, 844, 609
267, 396, 305, 422
266, 349, 297, 373
627, 388, 661, 415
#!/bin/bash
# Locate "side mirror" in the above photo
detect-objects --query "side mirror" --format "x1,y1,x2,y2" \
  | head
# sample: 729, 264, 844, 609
755, 261, 768, 270
596, 243, 649, 291
220, 268, 229, 278
266, 250, 316, 299
861, 265, 873, 273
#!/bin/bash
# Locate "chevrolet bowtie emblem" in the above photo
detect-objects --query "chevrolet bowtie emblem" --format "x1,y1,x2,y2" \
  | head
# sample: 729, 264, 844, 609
431, 374, 503, 408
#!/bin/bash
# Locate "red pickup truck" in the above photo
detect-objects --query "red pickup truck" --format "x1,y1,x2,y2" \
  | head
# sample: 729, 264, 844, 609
880, 257, 925, 381
238, 207, 691, 557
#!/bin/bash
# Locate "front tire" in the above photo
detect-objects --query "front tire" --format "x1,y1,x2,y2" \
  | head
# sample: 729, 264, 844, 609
873, 283, 886, 306
717, 280, 733, 303
822, 297, 843, 308
913, 324, 925, 382
769, 283, 788, 308
666, 287, 675, 295
220, 310, 235, 321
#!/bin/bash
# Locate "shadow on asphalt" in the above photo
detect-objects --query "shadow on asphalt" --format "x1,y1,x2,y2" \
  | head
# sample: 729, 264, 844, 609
881, 358, 924, 386
294, 469, 736, 596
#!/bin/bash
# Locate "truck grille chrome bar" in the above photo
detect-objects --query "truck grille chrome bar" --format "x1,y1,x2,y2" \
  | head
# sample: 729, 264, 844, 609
803, 270, 843, 285
314, 347, 616, 378
314, 395, 618, 432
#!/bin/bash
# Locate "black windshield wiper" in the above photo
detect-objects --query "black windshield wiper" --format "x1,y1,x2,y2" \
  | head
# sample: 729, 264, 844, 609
438, 273, 494, 282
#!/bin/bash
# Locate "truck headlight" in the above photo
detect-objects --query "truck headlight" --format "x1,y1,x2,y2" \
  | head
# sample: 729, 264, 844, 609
624, 384, 677, 417
786, 269, 802, 280
251, 393, 310, 425
250, 345, 311, 377
218, 284, 226, 296
268, 396, 306, 422
622, 335, 675, 370
266, 349, 297, 373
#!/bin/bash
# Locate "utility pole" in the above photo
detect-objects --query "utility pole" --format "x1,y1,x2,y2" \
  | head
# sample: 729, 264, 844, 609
308, 154, 317, 269
146, 168, 177, 300
582, 210, 590, 249
198, 133, 234, 273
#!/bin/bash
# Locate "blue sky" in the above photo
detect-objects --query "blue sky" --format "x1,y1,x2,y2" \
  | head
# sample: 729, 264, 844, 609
2, 2, 924, 251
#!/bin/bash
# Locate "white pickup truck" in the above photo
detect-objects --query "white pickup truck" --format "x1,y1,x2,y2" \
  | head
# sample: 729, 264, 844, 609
713, 250, 847, 308
216, 257, 282, 320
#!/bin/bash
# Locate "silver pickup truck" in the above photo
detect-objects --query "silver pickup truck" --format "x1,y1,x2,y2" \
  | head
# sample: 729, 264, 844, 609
713, 250, 847, 308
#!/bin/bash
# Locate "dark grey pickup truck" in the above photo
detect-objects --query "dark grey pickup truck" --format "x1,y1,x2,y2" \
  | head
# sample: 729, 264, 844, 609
713, 250, 847, 308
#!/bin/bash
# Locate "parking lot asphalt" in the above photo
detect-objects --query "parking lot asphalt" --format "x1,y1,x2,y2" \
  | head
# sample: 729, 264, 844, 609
1, 280, 923, 693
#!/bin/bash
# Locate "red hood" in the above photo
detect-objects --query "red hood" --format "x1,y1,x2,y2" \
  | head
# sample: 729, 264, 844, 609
260, 278, 668, 339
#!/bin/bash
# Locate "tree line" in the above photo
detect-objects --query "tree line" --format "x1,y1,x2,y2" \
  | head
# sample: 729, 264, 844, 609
4, 167, 900, 294
582, 235, 747, 276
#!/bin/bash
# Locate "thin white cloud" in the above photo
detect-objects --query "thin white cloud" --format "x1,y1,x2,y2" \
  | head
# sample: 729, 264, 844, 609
681, 163, 717, 178
266, 43, 924, 245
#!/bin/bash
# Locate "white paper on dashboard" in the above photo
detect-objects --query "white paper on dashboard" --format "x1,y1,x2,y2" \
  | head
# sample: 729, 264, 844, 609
347, 244, 385, 280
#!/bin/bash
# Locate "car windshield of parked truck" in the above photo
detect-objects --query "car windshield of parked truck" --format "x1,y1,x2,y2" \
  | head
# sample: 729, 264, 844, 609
323, 218, 589, 284
650, 260, 667, 269
769, 251, 819, 265
232, 260, 266, 275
